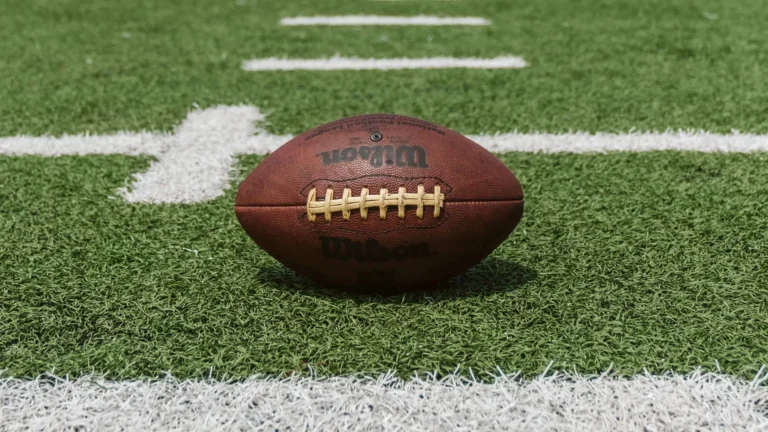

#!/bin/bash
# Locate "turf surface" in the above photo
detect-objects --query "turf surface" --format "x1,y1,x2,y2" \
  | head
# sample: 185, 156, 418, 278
2, 0, 768, 382
2, 152, 766, 380
1, 0, 768, 136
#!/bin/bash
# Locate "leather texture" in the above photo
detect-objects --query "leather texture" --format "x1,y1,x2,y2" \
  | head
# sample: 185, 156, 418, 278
235, 114, 524, 293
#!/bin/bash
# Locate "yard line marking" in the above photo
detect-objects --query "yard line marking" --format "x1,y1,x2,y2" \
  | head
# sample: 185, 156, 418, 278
2, 105, 768, 203
280, 15, 489, 26
0, 106, 275, 204
1, 369, 767, 431
119, 106, 266, 204
0, 132, 171, 157
242, 56, 528, 71
470, 130, 768, 153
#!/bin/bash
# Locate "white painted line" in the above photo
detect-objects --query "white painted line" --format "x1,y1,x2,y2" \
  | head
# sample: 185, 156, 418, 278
2, 105, 768, 203
280, 15, 489, 26
0, 105, 280, 204
119, 106, 269, 204
242, 56, 528, 71
0, 132, 171, 157
469, 130, 768, 153
1, 369, 766, 431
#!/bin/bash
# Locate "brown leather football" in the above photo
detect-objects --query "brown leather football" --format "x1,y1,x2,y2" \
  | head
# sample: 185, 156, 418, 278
235, 114, 523, 293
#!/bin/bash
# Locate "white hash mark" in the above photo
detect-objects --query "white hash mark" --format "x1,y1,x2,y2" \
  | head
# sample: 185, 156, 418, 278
241, 56, 528, 71
280, 15, 490, 26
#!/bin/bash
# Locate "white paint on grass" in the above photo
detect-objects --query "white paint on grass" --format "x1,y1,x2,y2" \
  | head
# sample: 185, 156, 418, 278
241, 55, 528, 71
1, 369, 766, 431
472, 130, 768, 153
0, 106, 288, 204
118, 106, 269, 204
2, 104, 768, 204
280, 15, 490, 26
0, 132, 171, 157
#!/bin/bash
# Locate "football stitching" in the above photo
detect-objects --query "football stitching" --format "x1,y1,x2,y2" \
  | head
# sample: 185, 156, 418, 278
299, 174, 454, 197
306, 184, 444, 222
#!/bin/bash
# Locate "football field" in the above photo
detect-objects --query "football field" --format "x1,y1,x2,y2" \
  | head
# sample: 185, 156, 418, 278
1, 0, 767, 430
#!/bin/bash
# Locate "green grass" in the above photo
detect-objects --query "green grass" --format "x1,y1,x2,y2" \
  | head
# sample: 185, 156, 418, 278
2, 0, 768, 382
1, 0, 767, 136
1, 152, 767, 380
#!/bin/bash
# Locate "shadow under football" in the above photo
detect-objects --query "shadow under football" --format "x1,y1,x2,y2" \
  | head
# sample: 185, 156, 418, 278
253, 257, 537, 303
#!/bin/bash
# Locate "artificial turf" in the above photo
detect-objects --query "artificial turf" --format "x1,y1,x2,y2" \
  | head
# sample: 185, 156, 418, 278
2, 0, 768, 382
1, 0, 767, 136
1, 152, 766, 380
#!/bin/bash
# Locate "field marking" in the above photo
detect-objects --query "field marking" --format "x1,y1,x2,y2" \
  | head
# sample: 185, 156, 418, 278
242, 56, 527, 71
2, 104, 768, 203
473, 130, 768, 153
0, 132, 171, 157
1, 369, 766, 431
117, 106, 275, 204
280, 15, 489, 26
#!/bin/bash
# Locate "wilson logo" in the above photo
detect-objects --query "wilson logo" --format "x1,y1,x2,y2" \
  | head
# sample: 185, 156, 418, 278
319, 145, 428, 168
320, 237, 433, 261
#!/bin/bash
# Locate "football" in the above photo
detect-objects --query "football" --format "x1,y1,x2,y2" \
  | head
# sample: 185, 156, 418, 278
235, 114, 524, 293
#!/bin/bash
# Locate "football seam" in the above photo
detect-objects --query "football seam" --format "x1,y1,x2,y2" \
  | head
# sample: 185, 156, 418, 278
299, 174, 454, 197
235, 199, 523, 208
